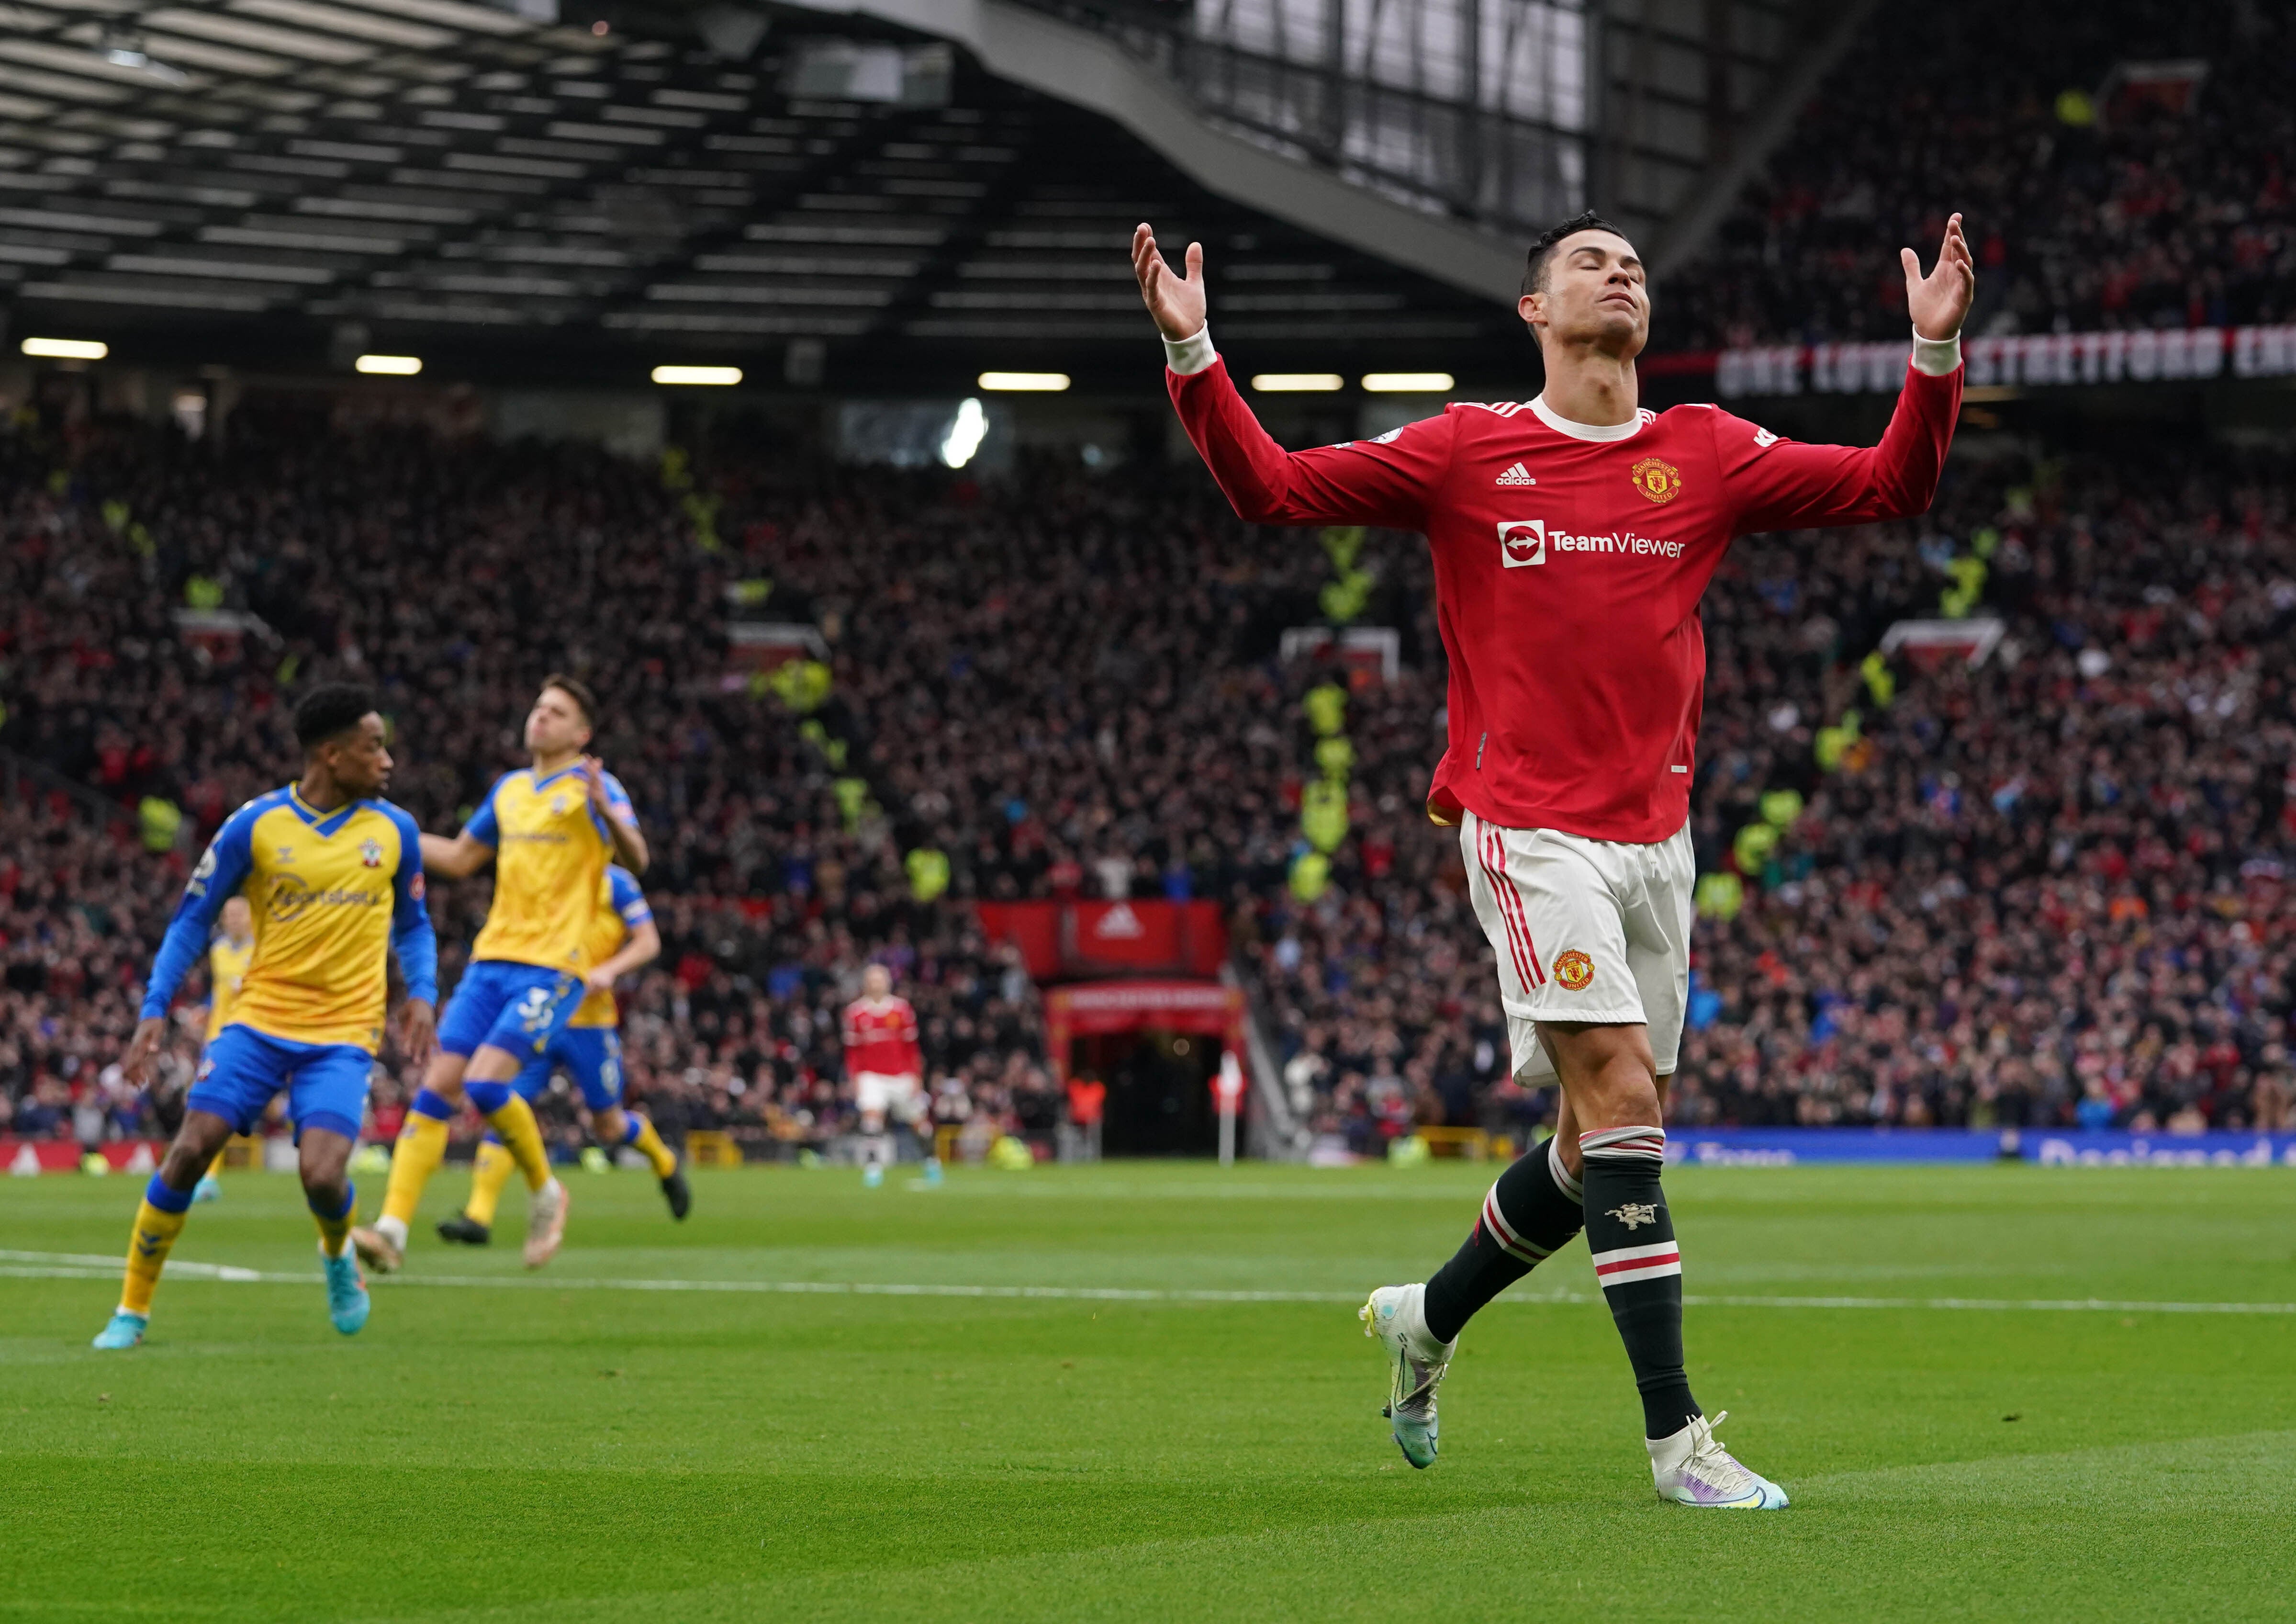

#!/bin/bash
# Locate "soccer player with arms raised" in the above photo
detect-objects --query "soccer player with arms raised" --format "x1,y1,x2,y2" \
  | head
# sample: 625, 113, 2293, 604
355, 675, 646, 1273
1133, 207, 1974, 1507
93, 685, 438, 1348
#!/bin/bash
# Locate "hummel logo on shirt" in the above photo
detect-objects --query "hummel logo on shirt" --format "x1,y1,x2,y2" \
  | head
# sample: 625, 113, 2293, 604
1495, 462, 1534, 486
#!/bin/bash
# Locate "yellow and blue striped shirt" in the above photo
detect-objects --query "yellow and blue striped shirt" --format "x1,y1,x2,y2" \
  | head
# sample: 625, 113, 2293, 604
571, 865, 653, 1029
142, 787, 438, 1053
201, 934, 254, 1045
464, 766, 637, 973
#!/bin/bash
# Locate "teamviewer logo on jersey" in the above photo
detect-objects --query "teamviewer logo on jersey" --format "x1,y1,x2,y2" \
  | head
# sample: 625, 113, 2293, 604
1498, 520, 1546, 567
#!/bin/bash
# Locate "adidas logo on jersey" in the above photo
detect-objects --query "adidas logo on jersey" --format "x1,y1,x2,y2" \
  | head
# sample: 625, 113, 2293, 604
1495, 462, 1535, 486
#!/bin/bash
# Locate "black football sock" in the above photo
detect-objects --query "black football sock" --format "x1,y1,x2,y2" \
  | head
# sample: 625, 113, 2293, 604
1421, 1134, 1586, 1344
1579, 1125, 1699, 1439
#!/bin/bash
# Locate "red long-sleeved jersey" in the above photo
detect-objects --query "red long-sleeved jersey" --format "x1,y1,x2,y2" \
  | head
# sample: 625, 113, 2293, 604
842, 995, 922, 1079
1169, 357, 1961, 843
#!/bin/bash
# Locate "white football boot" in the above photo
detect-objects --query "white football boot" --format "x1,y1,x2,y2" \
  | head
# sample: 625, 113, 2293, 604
1359, 1283, 1455, 1469
1648, 1411, 1790, 1508
523, 1178, 569, 1268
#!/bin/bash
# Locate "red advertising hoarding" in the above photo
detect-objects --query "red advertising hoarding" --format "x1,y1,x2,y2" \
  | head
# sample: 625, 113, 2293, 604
971, 900, 1227, 981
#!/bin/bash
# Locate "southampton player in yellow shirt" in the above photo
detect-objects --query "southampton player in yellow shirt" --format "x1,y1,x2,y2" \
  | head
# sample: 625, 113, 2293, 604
189, 894, 256, 1205
93, 686, 438, 1349
355, 675, 646, 1273
437, 863, 688, 1245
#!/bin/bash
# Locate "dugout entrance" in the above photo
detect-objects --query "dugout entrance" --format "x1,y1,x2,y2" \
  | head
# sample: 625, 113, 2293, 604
1044, 981, 1247, 1159
1068, 1029, 1219, 1157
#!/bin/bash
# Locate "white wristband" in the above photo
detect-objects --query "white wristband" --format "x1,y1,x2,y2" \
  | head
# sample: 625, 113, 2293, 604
1910, 325, 1961, 377
1162, 324, 1216, 376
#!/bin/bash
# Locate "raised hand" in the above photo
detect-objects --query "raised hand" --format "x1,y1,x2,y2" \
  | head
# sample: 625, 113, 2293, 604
1131, 223, 1207, 341
1903, 212, 1976, 341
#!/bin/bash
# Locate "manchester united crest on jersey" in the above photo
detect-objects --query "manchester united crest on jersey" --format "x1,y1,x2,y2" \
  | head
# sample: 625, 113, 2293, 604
1554, 948, 1595, 991
1629, 457, 1682, 504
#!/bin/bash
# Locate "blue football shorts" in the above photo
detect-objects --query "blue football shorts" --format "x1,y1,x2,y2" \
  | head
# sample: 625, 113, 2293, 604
437, 961, 585, 1061
511, 1025, 625, 1113
186, 1025, 374, 1143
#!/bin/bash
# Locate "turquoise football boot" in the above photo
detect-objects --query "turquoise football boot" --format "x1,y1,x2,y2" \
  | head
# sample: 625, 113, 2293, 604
92, 1309, 148, 1350
323, 1251, 370, 1336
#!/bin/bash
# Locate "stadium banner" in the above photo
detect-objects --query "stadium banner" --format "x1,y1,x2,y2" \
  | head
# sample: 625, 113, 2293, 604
1713, 324, 2296, 399
972, 901, 1227, 980
1667, 1128, 2296, 1166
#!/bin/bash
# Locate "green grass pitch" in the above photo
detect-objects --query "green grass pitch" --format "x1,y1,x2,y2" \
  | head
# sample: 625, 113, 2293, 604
5, 1160, 2295, 1621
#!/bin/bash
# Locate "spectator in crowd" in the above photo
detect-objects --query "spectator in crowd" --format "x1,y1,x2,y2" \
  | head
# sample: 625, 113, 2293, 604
7, 400, 2296, 1157
1658, 3, 2296, 350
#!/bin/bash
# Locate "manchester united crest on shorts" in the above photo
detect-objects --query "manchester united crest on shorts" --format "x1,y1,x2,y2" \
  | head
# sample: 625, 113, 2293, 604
1629, 456, 1682, 504
359, 837, 383, 868
1554, 948, 1595, 991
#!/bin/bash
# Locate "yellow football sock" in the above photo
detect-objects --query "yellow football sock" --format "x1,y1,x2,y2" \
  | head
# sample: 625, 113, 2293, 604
121, 1196, 190, 1316
484, 1094, 553, 1193
464, 1140, 515, 1228
627, 1114, 678, 1179
382, 1112, 449, 1227
311, 1197, 354, 1259
204, 1151, 224, 1180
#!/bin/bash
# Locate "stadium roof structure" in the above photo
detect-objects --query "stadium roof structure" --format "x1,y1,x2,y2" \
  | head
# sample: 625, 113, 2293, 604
0, 0, 1543, 394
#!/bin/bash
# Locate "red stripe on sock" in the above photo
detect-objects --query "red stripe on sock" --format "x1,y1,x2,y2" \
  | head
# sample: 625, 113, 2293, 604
1593, 1250, 1680, 1279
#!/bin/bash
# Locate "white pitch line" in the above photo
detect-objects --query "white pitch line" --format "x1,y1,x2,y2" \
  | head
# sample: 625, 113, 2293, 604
2, 1252, 2293, 1315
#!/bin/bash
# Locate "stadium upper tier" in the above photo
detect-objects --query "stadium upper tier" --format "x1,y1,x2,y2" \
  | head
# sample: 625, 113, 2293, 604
0, 0, 1507, 388
5, 402, 2295, 1145
1654, 1, 2296, 350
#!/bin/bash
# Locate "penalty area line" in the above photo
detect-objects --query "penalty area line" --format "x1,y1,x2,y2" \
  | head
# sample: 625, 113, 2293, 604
1, 1254, 2294, 1315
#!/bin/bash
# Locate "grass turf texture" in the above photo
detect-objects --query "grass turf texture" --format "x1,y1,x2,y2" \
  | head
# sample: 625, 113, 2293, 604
4, 1162, 2295, 1622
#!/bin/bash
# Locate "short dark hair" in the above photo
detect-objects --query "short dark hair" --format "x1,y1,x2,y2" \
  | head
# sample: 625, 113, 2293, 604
540, 672, 599, 730
1523, 209, 1633, 297
294, 683, 379, 751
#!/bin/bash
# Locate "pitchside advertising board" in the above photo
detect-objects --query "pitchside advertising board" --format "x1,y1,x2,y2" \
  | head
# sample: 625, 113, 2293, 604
10, 1129, 2296, 1171
1666, 1129, 2296, 1166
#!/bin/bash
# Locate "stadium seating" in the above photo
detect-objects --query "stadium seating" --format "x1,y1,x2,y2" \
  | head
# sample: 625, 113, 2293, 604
1655, 2, 2296, 350
6, 399, 2295, 1150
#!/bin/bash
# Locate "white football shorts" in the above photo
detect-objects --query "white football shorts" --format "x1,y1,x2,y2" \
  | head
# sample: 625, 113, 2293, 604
854, 1070, 922, 1120
1459, 809, 1694, 1083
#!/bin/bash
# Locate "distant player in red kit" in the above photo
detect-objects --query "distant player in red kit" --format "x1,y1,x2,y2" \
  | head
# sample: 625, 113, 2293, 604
1132, 206, 1974, 1506
843, 963, 927, 1182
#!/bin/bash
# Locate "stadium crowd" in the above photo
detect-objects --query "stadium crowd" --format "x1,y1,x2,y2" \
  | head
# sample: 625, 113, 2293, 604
0, 412, 1070, 1157
1656, 1, 2296, 350
6, 401, 2296, 1155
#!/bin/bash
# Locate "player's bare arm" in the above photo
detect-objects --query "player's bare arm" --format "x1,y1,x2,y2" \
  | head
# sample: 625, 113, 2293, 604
1905, 211, 1976, 339
421, 829, 493, 879
582, 916, 660, 994
584, 755, 649, 875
